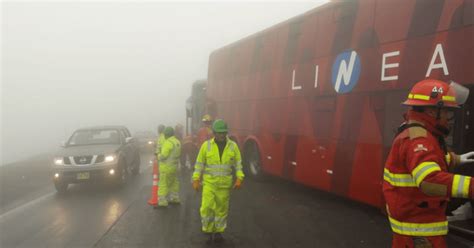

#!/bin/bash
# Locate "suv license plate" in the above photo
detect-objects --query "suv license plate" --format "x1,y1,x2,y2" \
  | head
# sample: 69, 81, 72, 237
77, 172, 90, 180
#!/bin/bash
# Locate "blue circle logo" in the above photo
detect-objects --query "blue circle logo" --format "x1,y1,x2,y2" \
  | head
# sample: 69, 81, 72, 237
331, 50, 361, 94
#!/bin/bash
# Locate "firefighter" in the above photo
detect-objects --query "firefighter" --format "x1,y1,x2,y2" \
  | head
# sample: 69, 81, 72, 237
181, 135, 197, 171
156, 126, 181, 207
197, 114, 214, 146
175, 123, 184, 141
383, 79, 474, 247
155, 124, 166, 157
192, 119, 244, 244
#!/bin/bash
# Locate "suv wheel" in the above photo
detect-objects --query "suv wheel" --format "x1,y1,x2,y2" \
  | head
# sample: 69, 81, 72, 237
131, 154, 140, 175
54, 181, 68, 193
116, 160, 128, 186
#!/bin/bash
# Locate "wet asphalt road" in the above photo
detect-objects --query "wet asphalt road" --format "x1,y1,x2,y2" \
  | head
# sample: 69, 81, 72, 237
0, 155, 154, 248
95, 169, 393, 248
1, 152, 472, 248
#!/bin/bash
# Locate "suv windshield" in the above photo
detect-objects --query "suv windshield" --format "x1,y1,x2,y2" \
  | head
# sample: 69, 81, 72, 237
134, 131, 155, 139
67, 129, 121, 146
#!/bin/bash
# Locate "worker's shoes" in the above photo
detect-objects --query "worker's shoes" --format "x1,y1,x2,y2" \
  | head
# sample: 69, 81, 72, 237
205, 234, 213, 245
204, 233, 224, 244
154, 201, 168, 209
157, 200, 169, 206
213, 233, 224, 243
169, 199, 181, 205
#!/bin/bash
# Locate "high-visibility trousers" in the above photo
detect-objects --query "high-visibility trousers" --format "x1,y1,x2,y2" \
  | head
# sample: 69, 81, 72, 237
200, 184, 230, 233
392, 233, 446, 248
157, 165, 180, 205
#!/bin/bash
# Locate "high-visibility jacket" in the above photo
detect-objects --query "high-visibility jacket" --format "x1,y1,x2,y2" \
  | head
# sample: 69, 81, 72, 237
155, 133, 166, 156
157, 136, 181, 206
158, 136, 181, 168
192, 137, 244, 188
383, 112, 474, 237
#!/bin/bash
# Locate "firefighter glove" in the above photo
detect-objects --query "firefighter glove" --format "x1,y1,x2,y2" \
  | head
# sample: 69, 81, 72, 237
460, 151, 474, 165
192, 180, 200, 191
233, 179, 242, 189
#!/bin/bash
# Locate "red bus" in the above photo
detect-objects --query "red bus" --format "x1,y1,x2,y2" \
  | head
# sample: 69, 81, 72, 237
189, 0, 474, 209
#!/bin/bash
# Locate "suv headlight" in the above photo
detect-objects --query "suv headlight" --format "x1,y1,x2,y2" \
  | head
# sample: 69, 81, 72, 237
54, 157, 64, 166
105, 155, 116, 163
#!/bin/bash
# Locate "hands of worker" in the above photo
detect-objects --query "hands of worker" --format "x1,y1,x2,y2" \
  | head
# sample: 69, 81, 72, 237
460, 151, 474, 165
192, 180, 200, 191
233, 179, 242, 190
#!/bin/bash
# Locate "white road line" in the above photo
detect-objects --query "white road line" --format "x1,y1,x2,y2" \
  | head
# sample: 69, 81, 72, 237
0, 192, 55, 222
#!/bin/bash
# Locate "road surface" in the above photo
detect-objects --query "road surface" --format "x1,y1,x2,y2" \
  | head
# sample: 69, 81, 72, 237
1, 152, 472, 248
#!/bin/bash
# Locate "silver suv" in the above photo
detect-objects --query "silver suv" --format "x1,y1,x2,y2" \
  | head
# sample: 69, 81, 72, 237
52, 126, 140, 193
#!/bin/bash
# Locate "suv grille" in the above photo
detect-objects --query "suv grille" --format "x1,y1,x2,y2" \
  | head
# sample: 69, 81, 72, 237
96, 155, 105, 163
74, 156, 93, 165
64, 157, 71, 165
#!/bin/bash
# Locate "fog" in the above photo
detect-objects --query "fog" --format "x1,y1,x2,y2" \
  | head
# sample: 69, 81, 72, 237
1, 1, 327, 164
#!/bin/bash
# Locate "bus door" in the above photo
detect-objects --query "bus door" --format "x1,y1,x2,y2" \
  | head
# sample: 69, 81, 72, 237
454, 85, 474, 156
447, 85, 474, 233
449, 84, 474, 161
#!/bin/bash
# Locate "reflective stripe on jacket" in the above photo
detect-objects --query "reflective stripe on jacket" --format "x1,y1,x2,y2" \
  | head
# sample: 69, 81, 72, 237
155, 133, 166, 155
383, 123, 473, 237
192, 137, 244, 188
159, 136, 181, 167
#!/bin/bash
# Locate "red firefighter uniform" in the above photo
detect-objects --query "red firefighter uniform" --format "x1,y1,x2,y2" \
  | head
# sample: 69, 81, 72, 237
383, 79, 474, 248
197, 114, 214, 146
197, 126, 213, 146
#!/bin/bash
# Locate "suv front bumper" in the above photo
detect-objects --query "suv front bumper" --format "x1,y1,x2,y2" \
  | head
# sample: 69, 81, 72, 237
52, 162, 120, 184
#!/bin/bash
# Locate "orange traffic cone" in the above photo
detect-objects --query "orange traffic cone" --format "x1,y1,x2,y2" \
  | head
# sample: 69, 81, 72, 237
147, 159, 159, 206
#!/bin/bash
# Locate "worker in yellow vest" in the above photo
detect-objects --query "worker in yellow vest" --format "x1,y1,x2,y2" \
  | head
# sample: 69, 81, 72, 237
156, 126, 181, 207
192, 119, 244, 244
155, 124, 166, 157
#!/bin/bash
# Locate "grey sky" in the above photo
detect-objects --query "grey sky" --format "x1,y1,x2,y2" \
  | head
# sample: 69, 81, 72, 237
1, 1, 327, 164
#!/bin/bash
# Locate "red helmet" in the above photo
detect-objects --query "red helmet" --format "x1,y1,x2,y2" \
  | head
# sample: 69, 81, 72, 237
402, 79, 469, 108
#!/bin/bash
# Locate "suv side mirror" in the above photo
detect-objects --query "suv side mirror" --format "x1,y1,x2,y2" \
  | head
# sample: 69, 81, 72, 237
125, 137, 133, 144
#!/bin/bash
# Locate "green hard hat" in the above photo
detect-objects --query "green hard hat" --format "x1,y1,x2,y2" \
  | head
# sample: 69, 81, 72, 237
164, 126, 174, 137
212, 119, 228, 133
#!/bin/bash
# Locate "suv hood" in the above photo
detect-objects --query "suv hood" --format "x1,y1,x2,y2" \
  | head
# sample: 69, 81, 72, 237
56, 144, 121, 157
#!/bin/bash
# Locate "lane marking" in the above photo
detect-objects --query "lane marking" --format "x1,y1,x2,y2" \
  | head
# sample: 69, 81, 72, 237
0, 154, 155, 222
0, 191, 55, 222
